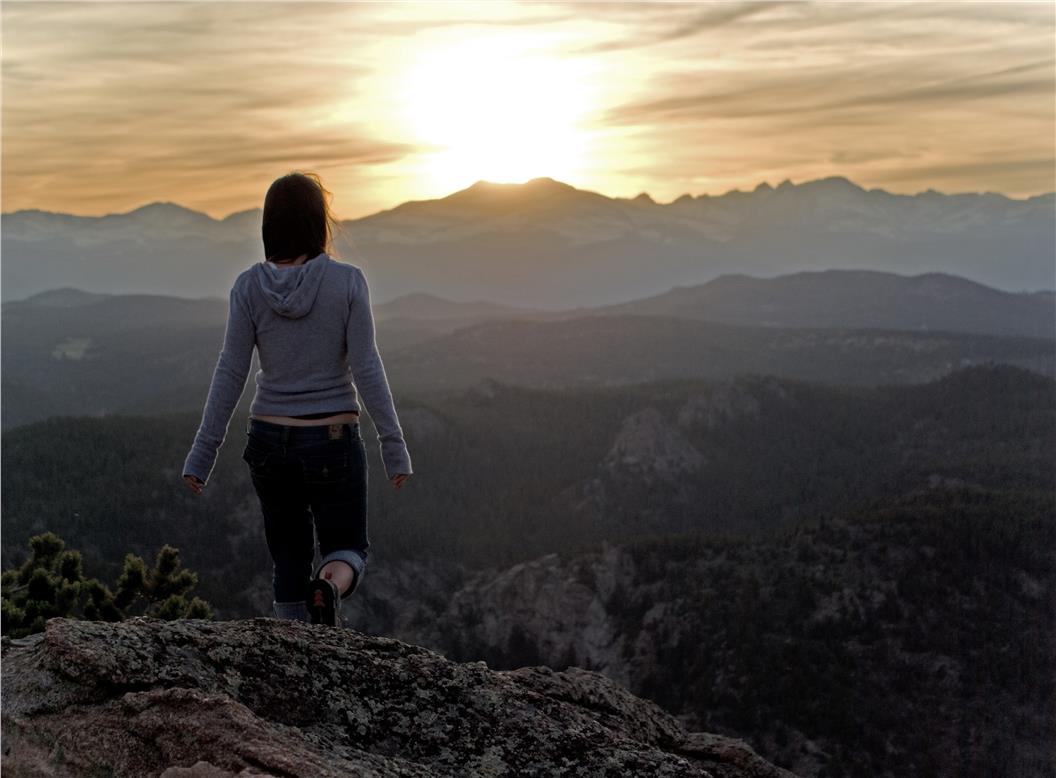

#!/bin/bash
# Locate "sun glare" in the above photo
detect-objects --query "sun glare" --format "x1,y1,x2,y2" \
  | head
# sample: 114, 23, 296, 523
399, 36, 594, 193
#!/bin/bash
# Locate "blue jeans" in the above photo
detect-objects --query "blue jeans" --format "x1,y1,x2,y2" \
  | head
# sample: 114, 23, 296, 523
241, 417, 370, 621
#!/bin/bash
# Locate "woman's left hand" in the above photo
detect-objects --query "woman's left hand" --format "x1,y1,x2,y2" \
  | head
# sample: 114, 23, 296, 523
183, 474, 205, 495
391, 473, 411, 491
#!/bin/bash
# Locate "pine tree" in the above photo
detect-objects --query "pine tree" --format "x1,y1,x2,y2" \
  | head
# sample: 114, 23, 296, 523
1, 531, 213, 638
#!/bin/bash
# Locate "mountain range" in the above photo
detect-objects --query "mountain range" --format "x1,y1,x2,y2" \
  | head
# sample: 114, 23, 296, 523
2, 269, 1053, 431
4, 175, 1053, 305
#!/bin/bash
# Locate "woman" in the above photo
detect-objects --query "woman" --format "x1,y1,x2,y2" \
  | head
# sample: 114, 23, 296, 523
181, 171, 412, 627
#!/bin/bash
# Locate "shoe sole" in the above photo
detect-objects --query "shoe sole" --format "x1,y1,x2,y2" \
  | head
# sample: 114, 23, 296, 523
306, 578, 340, 626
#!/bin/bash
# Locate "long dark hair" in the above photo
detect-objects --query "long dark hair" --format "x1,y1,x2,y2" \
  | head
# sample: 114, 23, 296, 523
262, 171, 343, 263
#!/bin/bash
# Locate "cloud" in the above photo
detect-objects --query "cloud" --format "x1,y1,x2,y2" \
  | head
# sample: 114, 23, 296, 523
603, 56, 1055, 125
571, 1, 790, 54
3, 0, 1054, 213
869, 157, 1056, 185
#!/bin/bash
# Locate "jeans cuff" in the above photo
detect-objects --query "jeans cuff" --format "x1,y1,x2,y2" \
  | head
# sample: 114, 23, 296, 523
273, 600, 310, 621
313, 548, 367, 598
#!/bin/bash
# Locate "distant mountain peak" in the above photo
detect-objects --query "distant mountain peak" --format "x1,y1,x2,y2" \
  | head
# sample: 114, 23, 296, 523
807, 175, 864, 192
769, 176, 864, 195
526, 176, 574, 189
465, 176, 575, 192
633, 192, 656, 204
16, 287, 110, 307
438, 177, 582, 208
221, 207, 262, 222
386, 290, 450, 302
120, 201, 207, 219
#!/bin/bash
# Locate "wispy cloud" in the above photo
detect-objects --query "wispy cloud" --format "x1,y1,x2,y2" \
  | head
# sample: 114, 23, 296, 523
571, 1, 790, 54
604, 58, 1055, 124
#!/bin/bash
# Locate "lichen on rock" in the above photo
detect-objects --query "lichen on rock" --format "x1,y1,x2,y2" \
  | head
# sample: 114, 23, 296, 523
1, 616, 796, 777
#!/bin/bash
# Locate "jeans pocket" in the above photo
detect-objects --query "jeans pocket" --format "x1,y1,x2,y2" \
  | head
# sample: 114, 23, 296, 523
300, 441, 352, 485
242, 438, 275, 475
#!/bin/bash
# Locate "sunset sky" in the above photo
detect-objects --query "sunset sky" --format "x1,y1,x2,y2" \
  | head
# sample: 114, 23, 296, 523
3, 1, 1054, 220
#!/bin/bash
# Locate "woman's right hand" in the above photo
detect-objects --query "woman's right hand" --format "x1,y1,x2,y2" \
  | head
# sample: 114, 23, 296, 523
391, 473, 411, 491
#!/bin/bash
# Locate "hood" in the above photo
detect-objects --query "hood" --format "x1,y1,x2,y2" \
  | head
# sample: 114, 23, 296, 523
253, 252, 330, 318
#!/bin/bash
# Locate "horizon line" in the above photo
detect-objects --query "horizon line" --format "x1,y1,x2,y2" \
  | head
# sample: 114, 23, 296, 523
5, 173, 1054, 222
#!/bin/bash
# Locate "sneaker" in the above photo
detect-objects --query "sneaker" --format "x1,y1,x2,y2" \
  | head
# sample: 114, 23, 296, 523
306, 576, 341, 626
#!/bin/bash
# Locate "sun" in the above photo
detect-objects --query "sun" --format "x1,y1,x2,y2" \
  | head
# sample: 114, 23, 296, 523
398, 35, 594, 193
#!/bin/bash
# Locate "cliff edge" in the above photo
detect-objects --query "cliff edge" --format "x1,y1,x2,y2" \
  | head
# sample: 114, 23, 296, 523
1, 616, 797, 777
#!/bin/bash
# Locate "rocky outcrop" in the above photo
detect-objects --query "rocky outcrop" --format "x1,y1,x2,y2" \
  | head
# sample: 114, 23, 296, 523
443, 548, 629, 685
1, 616, 797, 777
353, 543, 643, 688
676, 381, 767, 430
604, 406, 705, 480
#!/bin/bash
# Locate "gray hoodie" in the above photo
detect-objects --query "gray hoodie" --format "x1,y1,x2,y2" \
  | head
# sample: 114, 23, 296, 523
182, 252, 412, 485
255, 255, 329, 318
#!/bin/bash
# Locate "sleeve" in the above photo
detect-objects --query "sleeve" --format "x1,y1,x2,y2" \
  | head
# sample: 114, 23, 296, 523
346, 266, 413, 479
182, 280, 256, 486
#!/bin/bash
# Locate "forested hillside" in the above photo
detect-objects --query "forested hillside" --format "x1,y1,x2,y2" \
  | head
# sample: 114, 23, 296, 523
613, 489, 1054, 777
338, 488, 1055, 777
2, 365, 1051, 777
2, 364, 1052, 611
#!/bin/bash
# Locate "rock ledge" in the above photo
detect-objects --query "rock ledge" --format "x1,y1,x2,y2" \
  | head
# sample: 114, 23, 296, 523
1, 617, 796, 777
